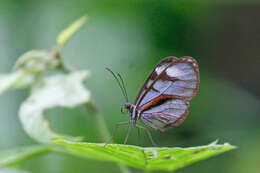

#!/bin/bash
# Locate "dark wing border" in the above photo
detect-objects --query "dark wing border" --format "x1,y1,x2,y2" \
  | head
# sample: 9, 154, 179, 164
135, 56, 200, 108
134, 56, 178, 105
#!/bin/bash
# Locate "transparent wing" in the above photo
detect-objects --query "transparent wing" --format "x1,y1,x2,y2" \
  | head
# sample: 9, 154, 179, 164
134, 56, 177, 105
140, 99, 189, 131
135, 56, 199, 109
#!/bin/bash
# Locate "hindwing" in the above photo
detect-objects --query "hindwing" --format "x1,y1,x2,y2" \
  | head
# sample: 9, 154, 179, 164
141, 99, 189, 131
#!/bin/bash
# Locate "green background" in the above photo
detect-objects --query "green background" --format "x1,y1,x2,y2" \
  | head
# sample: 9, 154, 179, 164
0, 0, 259, 172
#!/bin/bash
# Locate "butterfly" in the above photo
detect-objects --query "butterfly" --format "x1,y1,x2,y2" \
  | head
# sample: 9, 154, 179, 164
106, 56, 199, 146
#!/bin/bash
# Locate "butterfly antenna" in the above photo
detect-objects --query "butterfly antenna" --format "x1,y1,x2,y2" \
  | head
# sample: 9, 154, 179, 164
117, 72, 129, 102
106, 67, 128, 102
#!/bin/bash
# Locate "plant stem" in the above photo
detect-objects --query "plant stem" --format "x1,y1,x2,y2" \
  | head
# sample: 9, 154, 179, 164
57, 52, 131, 173
86, 101, 132, 173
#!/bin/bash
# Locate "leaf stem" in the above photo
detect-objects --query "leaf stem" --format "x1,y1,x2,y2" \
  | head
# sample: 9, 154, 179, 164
56, 48, 132, 173
86, 101, 132, 173
86, 102, 110, 141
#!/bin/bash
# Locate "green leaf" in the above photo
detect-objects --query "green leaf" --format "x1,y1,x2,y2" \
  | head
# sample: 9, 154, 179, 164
19, 71, 91, 143
53, 140, 236, 172
57, 15, 88, 49
0, 140, 235, 172
0, 145, 51, 168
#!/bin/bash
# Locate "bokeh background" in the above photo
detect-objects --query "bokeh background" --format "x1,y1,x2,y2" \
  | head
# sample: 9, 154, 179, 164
0, 0, 259, 173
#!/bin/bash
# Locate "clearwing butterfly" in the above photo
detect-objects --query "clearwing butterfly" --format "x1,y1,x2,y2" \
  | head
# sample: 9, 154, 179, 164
106, 56, 199, 146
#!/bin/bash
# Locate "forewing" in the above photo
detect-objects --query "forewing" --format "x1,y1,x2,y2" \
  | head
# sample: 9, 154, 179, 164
134, 56, 178, 106
135, 56, 199, 108
136, 56, 199, 131
141, 99, 189, 131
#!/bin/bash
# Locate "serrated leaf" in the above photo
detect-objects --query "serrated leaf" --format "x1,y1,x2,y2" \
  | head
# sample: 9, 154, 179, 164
19, 71, 91, 143
57, 15, 88, 49
53, 140, 236, 172
0, 140, 235, 172
0, 145, 51, 168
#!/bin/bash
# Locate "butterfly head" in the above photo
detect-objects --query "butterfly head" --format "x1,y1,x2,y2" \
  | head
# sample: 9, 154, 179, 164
124, 102, 131, 110
121, 102, 134, 115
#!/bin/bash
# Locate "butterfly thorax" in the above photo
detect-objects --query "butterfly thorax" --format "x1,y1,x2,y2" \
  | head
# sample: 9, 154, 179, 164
124, 102, 140, 125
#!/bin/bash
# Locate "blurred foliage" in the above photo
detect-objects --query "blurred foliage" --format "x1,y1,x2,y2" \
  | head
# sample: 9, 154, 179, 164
0, 14, 234, 173
0, 145, 51, 168
0, 16, 91, 144
19, 70, 90, 143
0, 0, 259, 173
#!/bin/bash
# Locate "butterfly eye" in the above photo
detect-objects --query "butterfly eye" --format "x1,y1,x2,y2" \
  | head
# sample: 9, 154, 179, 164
120, 107, 128, 114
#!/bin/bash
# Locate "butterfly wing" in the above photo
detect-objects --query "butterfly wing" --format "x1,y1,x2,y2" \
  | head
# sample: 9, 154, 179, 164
134, 56, 178, 106
135, 56, 199, 131
141, 99, 189, 131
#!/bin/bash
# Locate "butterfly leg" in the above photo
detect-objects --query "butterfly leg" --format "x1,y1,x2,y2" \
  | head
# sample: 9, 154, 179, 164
137, 128, 141, 146
105, 121, 129, 146
124, 120, 133, 144
135, 124, 158, 147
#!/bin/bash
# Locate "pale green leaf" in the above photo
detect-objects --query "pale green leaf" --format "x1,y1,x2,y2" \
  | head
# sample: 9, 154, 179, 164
19, 71, 91, 143
0, 69, 45, 95
13, 50, 58, 70
0, 70, 26, 94
14, 50, 47, 70
0, 145, 51, 168
0, 50, 59, 95
0, 168, 30, 173
0, 70, 41, 94
53, 140, 236, 172
57, 15, 88, 49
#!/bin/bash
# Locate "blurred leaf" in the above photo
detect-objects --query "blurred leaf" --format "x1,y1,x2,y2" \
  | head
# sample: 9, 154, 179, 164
53, 140, 236, 172
19, 71, 90, 143
0, 168, 30, 173
0, 145, 51, 168
13, 50, 58, 70
0, 15, 88, 95
0, 70, 27, 94
0, 50, 59, 95
0, 70, 41, 94
57, 15, 88, 49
